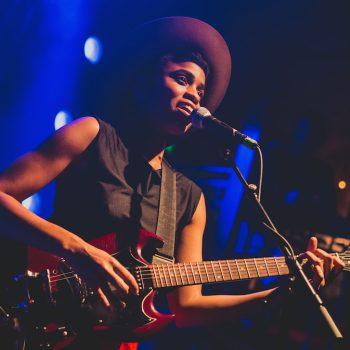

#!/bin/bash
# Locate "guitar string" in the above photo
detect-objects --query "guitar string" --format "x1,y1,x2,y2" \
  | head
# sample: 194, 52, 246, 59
48, 263, 291, 284
48, 253, 349, 284
48, 254, 349, 283
48, 265, 349, 287
49, 266, 290, 284
48, 257, 289, 282
49, 264, 289, 282
48, 255, 288, 280
48, 250, 350, 282
48, 267, 291, 288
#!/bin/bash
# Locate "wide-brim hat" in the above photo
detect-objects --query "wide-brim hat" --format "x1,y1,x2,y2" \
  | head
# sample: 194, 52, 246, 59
110, 16, 231, 113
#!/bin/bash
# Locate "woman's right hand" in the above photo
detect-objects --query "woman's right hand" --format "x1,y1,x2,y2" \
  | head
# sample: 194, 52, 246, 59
62, 239, 139, 308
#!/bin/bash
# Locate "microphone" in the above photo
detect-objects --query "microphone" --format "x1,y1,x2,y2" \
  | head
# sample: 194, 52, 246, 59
190, 107, 259, 149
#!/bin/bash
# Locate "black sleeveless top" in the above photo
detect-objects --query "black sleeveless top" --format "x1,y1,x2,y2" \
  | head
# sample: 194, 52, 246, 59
50, 118, 202, 244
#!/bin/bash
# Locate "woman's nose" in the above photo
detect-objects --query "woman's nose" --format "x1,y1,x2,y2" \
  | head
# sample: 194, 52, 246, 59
184, 85, 200, 105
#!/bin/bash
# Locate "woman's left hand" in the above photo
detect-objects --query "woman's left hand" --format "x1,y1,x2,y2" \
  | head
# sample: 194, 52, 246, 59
298, 236, 345, 289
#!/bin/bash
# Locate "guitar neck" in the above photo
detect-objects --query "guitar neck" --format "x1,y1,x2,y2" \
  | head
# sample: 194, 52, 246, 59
145, 250, 350, 289
146, 256, 290, 289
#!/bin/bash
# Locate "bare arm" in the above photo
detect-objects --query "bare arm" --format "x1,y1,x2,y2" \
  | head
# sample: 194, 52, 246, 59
0, 117, 99, 250
167, 193, 344, 328
0, 117, 138, 304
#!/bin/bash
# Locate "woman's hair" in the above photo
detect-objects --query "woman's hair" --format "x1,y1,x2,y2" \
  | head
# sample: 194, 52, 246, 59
159, 51, 210, 78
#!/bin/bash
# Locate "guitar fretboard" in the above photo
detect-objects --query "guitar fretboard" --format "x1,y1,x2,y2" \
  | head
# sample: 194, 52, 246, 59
144, 257, 290, 289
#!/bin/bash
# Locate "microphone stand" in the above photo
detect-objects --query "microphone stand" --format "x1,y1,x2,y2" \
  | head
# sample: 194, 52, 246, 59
226, 146, 343, 341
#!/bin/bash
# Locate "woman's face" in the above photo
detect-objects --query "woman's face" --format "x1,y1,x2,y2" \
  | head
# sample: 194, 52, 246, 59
136, 59, 206, 136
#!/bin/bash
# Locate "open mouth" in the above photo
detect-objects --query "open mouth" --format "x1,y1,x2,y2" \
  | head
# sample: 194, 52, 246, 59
177, 103, 193, 116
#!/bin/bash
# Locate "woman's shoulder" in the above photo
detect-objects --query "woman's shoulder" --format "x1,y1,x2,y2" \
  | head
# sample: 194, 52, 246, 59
66, 116, 100, 132
61, 116, 123, 152
57, 116, 100, 143
48, 116, 101, 158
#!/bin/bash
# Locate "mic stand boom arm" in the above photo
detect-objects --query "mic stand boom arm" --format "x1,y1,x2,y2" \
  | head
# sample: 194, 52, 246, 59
228, 149, 343, 341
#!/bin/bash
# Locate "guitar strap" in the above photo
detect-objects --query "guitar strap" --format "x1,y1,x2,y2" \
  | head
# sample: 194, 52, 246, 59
153, 159, 176, 263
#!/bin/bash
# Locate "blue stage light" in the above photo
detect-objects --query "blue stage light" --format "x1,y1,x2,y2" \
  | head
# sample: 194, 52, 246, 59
220, 125, 261, 251
22, 193, 41, 214
54, 110, 72, 130
285, 190, 299, 204
84, 36, 102, 64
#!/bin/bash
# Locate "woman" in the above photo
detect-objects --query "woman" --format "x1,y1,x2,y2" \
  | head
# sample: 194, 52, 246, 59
0, 17, 344, 349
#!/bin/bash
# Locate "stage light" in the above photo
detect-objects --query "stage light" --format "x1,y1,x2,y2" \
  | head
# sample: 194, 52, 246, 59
84, 36, 102, 64
285, 190, 298, 204
54, 110, 72, 130
338, 180, 347, 190
22, 193, 41, 214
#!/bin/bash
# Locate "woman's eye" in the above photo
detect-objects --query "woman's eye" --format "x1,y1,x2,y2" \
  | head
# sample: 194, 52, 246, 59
176, 75, 188, 85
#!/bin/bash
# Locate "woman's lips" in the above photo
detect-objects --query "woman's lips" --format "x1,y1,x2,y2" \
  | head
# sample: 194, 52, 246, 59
177, 103, 193, 116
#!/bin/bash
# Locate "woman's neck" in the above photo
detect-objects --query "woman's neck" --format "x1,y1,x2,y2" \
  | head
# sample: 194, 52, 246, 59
117, 120, 169, 170
147, 151, 165, 171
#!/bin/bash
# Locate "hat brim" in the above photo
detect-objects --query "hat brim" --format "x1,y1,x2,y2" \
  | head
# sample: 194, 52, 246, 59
113, 17, 231, 113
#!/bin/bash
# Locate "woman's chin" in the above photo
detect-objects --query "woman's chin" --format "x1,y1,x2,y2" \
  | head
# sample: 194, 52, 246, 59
167, 120, 191, 137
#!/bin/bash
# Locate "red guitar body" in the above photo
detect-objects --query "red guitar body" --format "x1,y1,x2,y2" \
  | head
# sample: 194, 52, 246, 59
26, 229, 174, 349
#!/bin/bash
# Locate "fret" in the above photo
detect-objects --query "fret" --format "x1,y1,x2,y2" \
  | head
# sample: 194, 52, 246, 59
235, 260, 242, 279
203, 262, 210, 282
178, 263, 185, 285
254, 258, 260, 278
264, 258, 270, 277
162, 265, 169, 287
264, 258, 274, 275
190, 262, 196, 284
274, 257, 280, 275
260, 259, 267, 277
196, 262, 203, 283
184, 263, 191, 285
215, 261, 224, 281
218, 260, 225, 281
210, 261, 217, 281
173, 264, 179, 286
244, 259, 251, 278
256, 258, 267, 277
226, 260, 234, 280
157, 265, 164, 287
152, 266, 159, 288
167, 265, 174, 286
244, 259, 257, 278
260, 258, 268, 277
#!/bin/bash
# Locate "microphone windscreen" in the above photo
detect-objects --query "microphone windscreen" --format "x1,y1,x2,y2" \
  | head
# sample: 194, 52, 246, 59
190, 107, 211, 128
